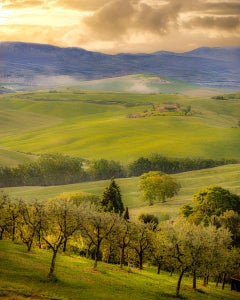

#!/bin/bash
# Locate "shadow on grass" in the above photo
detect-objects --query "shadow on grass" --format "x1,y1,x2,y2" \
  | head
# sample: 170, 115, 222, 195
195, 288, 206, 294
155, 291, 187, 299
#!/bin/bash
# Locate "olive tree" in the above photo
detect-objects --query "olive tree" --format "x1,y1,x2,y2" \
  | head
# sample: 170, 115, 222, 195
0, 192, 11, 240
79, 206, 118, 269
40, 197, 79, 279
159, 218, 232, 297
17, 200, 43, 252
129, 222, 152, 270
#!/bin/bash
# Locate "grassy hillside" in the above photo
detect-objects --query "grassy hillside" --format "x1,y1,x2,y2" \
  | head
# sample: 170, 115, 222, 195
73, 74, 225, 96
2, 164, 240, 220
0, 89, 239, 166
0, 148, 37, 167
0, 240, 238, 300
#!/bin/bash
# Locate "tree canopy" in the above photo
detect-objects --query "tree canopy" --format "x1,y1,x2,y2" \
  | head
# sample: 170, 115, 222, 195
181, 185, 240, 224
139, 171, 181, 205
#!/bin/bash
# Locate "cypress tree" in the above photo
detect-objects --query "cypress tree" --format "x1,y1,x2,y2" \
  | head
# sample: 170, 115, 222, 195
100, 178, 124, 215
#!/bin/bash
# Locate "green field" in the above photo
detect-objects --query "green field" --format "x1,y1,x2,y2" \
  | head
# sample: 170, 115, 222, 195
0, 240, 238, 300
0, 148, 37, 167
0, 87, 240, 166
73, 74, 229, 96
2, 164, 240, 219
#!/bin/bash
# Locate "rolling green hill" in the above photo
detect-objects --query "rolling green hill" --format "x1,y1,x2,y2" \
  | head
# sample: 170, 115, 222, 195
0, 148, 37, 167
73, 74, 225, 96
2, 164, 240, 219
0, 240, 238, 300
0, 89, 239, 166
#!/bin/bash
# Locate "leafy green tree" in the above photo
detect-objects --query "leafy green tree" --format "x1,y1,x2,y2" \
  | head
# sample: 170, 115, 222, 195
139, 171, 180, 205
139, 213, 158, 229
181, 185, 240, 224
128, 157, 152, 176
217, 210, 240, 246
89, 159, 125, 180
38, 153, 86, 185
100, 178, 124, 215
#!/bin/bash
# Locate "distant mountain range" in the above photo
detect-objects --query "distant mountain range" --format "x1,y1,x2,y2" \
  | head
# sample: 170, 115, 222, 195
0, 42, 239, 90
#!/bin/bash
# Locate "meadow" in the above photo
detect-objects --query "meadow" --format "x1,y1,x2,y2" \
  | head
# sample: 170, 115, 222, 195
2, 164, 240, 220
0, 239, 239, 300
0, 86, 240, 166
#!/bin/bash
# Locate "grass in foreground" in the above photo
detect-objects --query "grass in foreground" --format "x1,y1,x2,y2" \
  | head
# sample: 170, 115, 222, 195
0, 240, 238, 300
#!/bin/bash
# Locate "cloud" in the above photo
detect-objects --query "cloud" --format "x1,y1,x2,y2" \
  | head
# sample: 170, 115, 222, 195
81, 0, 240, 41
186, 16, 240, 31
82, 0, 181, 40
31, 75, 80, 87
169, 0, 240, 14
128, 81, 159, 93
0, 24, 77, 46
133, 2, 180, 34
55, 0, 111, 11
3, 0, 44, 9
1, 0, 240, 53
83, 0, 135, 39
203, 2, 240, 15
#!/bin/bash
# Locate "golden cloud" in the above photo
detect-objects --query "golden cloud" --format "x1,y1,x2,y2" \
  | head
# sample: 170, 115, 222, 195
55, 0, 111, 11
0, 24, 77, 46
186, 16, 240, 31
81, 0, 240, 40
3, 0, 44, 9
1, 0, 240, 53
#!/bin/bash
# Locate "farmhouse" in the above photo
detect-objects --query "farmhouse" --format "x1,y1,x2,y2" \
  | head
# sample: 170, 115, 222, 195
158, 104, 179, 112
127, 113, 141, 118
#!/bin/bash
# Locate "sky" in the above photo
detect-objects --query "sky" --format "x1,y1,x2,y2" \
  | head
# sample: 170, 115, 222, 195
0, 0, 240, 53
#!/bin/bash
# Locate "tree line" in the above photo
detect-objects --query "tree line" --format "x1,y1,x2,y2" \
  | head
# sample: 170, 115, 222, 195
0, 153, 238, 187
0, 181, 240, 297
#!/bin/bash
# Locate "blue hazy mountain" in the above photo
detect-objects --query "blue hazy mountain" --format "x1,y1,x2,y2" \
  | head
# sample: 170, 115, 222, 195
0, 42, 239, 89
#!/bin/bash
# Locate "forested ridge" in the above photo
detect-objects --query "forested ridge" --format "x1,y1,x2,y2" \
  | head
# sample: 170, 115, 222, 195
0, 153, 237, 187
